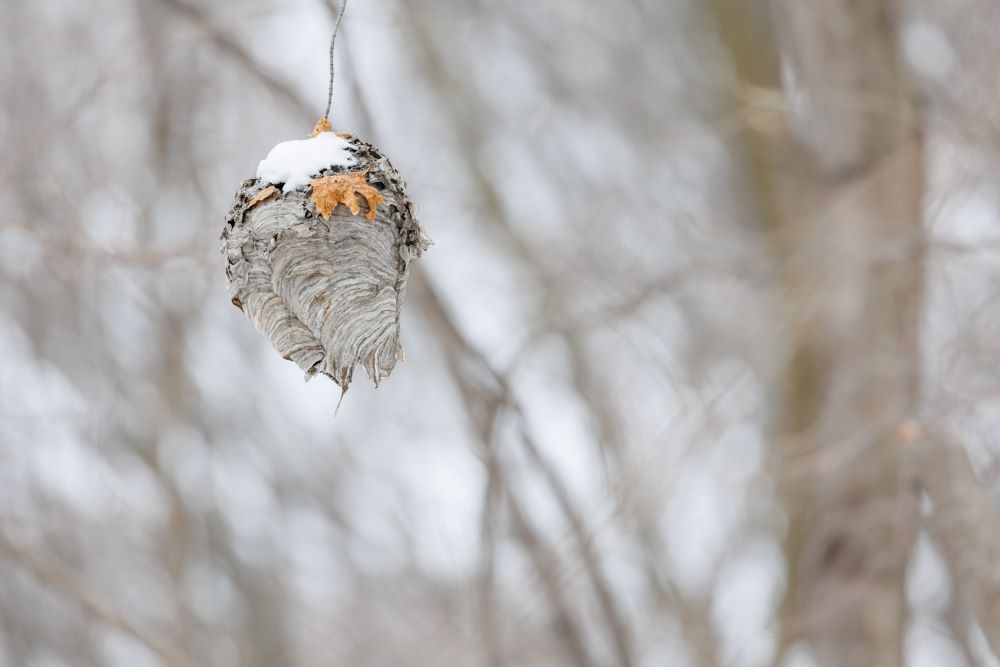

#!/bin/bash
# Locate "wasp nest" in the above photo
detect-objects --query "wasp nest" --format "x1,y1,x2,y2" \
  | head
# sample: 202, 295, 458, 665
222, 132, 430, 391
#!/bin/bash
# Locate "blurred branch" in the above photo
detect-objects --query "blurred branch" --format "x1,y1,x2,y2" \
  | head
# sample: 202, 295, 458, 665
944, 589, 989, 667
707, 2, 925, 666
503, 477, 597, 667
514, 417, 634, 666
397, 0, 645, 525
478, 460, 503, 667
911, 433, 1000, 657
155, 0, 315, 120
411, 269, 606, 667
768, 0, 913, 175
0, 219, 213, 273
0, 534, 187, 667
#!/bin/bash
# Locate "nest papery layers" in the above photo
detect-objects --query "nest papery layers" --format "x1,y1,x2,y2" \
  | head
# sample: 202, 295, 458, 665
222, 137, 430, 390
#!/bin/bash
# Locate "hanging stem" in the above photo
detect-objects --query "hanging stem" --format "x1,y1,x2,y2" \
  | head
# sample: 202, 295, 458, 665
323, 0, 348, 121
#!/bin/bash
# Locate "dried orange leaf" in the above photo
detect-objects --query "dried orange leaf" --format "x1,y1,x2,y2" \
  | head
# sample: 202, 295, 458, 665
310, 117, 333, 137
310, 171, 385, 222
248, 185, 278, 209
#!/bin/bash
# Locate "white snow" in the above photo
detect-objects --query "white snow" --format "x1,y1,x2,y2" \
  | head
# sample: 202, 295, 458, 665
902, 20, 955, 82
256, 132, 356, 192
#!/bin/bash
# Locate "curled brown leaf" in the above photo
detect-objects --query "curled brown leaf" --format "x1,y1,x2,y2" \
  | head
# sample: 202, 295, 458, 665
310, 171, 384, 222
248, 185, 278, 210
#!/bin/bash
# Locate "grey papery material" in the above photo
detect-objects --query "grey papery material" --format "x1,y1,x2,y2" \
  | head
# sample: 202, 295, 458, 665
222, 137, 430, 391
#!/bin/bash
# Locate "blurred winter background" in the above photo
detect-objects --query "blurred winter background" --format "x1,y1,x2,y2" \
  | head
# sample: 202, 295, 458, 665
4, 0, 1000, 665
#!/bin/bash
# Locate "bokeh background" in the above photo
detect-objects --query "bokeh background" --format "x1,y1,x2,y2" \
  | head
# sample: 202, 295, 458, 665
3, 0, 1000, 665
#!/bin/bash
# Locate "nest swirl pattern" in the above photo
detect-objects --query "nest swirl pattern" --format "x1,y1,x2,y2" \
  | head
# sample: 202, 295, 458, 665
221, 136, 430, 391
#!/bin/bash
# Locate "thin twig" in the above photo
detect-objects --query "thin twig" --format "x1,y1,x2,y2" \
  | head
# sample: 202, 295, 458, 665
324, 0, 348, 120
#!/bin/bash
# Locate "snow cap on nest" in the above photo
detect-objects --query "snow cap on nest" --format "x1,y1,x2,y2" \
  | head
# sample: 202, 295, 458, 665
256, 132, 356, 192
